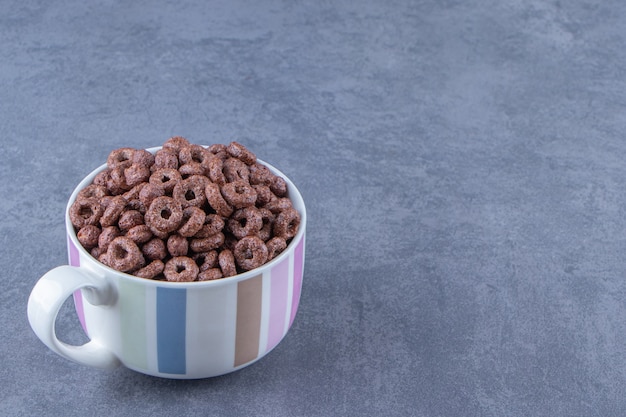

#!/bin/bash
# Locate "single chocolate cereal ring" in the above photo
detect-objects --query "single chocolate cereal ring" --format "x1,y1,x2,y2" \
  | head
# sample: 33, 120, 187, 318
145, 196, 183, 234
126, 224, 153, 243
162, 136, 190, 154
266, 236, 287, 261
264, 197, 293, 214
124, 163, 151, 188
273, 207, 300, 240
249, 162, 273, 186
179, 144, 213, 168
270, 175, 288, 197
107, 147, 135, 169
227, 141, 256, 165
164, 256, 199, 282
207, 143, 227, 155
142, 237, 167, 260
167, 234, 189, 257
100, 196, 127, 227
98, 226, 121, 252
218, 249, 237, 277
252, 184, 273, 206
93, 170, 109, 187
125, 199, 146, 214
223, 157, 250, 183
153, 149, 179, 171
70, 198, 104, 228
172, 175, 207, 208
227, 206, 262, 239
179, 162, 205, 177
207, 157, 226, 185
190, 232, 225, 252
118, 209, 144, 231
132, 149, 155, 167
205, 182, 233, 217
138, 182, 165, 208
149, 168, 182, 194
221, 180, 257, 209
108, 166, 132, 192
77, 225, 101, 249
197, 268, 223, 281
106, 236, 145, 272
257, 207, 275, 241
77, 184, 108, 201
178, 206, 206, 237
134, 259, 165, 280
234, 236, 268, 271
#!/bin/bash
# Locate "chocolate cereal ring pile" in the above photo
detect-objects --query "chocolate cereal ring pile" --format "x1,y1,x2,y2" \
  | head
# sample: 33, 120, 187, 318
69, 137, 300, 282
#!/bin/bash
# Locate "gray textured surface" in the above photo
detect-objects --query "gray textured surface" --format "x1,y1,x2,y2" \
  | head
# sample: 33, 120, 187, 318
3, 0, 626, 415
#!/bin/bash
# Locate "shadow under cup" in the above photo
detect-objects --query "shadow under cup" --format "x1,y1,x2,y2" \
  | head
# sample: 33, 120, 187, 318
63, 151, 306, 379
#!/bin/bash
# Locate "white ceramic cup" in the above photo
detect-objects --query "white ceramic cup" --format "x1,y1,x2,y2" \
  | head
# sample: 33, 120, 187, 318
27, 148, 306, 379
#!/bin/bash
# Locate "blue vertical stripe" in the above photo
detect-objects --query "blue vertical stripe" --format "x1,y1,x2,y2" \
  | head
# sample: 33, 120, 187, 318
157, 287, 187, 374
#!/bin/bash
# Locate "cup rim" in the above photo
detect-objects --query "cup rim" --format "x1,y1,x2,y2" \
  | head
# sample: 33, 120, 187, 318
65, 146, 306, 288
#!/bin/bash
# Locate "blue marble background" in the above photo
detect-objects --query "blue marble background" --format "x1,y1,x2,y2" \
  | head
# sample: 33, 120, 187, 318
2, 0, 626, 415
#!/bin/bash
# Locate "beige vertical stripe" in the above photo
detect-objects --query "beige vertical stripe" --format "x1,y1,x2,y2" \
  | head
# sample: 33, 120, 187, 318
234, 274, 263, 367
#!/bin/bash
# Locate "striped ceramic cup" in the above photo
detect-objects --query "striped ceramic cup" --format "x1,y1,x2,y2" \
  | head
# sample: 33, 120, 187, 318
27, 150, 306, 379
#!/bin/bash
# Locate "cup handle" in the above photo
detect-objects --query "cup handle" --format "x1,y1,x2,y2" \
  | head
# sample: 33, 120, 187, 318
27, 265, 121, 370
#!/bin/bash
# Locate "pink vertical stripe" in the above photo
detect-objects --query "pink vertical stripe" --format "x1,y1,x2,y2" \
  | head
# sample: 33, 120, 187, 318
73, 290, 88, 335
68, 235, 80, 267
266, 256, 290, 352
289, 237, 304, 327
